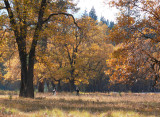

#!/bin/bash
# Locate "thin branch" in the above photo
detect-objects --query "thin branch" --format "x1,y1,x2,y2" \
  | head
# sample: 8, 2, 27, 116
0, 7, 6, 10
43, 12, 80, 29
64, 44, 72, 65
29, 0, 47, 58
137, 29, 159, 42
141, 50, 160, 65
4, 0, 20, 38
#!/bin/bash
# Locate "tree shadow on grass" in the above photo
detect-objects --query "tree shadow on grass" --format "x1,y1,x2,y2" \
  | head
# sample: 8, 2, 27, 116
0, 96, 159, 116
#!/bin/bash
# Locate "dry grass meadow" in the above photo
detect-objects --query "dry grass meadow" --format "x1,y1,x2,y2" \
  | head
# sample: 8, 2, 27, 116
0, 91, 160, 117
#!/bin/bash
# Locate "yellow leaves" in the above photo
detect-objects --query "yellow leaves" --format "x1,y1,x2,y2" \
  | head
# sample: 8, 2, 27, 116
106, 0, 160, 86
106, 42, 134, 84
3, 54, 21, 81
90, 43, 100, 51
108, 27, 125, 44
104, 69, 112, 75
152, 52, 159, 58
142, 27, 155, 35
74, 76, 89, 85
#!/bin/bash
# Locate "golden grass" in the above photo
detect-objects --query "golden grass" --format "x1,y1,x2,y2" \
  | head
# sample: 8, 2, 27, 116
0, 91, 160, 116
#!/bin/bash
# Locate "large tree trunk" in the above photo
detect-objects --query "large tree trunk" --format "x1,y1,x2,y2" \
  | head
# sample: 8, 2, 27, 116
18, 38, 28, 97
5, 0, 79, 98
4, 0, 47, 98
18, 35, 35, 98
38, 81, 44, 92
20, 0, 47, 98
26, 63, 34, 98
19, 65, 35, 98
19, 51, 35, 98
57, 80, 62, 92
69, 79, 75, 92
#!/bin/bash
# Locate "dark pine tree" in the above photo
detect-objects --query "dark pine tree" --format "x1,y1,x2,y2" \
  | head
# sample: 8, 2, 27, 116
89, 6, 97, 21
100, 16, 109, 26
109, 21, 114, 29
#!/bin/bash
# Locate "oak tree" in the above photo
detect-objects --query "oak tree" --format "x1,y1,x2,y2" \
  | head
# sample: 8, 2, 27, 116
0, 0, 79, 98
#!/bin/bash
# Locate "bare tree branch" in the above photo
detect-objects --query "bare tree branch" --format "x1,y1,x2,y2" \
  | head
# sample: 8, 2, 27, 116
43, 12, 80, 29
137, 29, 159, 42
0, 7, 6, 10
142, 49, 160, 66
4, 0, 20, 38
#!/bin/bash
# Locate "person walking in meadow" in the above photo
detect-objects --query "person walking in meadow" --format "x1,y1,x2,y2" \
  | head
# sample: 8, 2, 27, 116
53, 88, 56, 95
76, 87, 79, 96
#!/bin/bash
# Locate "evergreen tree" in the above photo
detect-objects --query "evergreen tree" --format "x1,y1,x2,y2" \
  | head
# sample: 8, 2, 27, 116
89, 6, 97, 21
82, 9, 88, 18
100, 16, 109, 26
109, 21, 114, 29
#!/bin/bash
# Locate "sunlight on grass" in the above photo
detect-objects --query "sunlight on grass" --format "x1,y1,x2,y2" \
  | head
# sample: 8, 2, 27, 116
0, 106, 21, 116
30, 109, 66, 117
100, 111, 142, 117
110, 111, 142, 117
0, 92, 159, 116
27, 109, 153, 117
69, 110, 92, 117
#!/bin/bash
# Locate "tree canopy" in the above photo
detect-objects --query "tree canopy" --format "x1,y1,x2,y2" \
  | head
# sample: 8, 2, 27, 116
0, 0, 159, 96
106, 0, 160, 87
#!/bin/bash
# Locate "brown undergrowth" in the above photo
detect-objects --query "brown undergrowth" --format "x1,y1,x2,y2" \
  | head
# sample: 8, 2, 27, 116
0, 92, 160, 117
